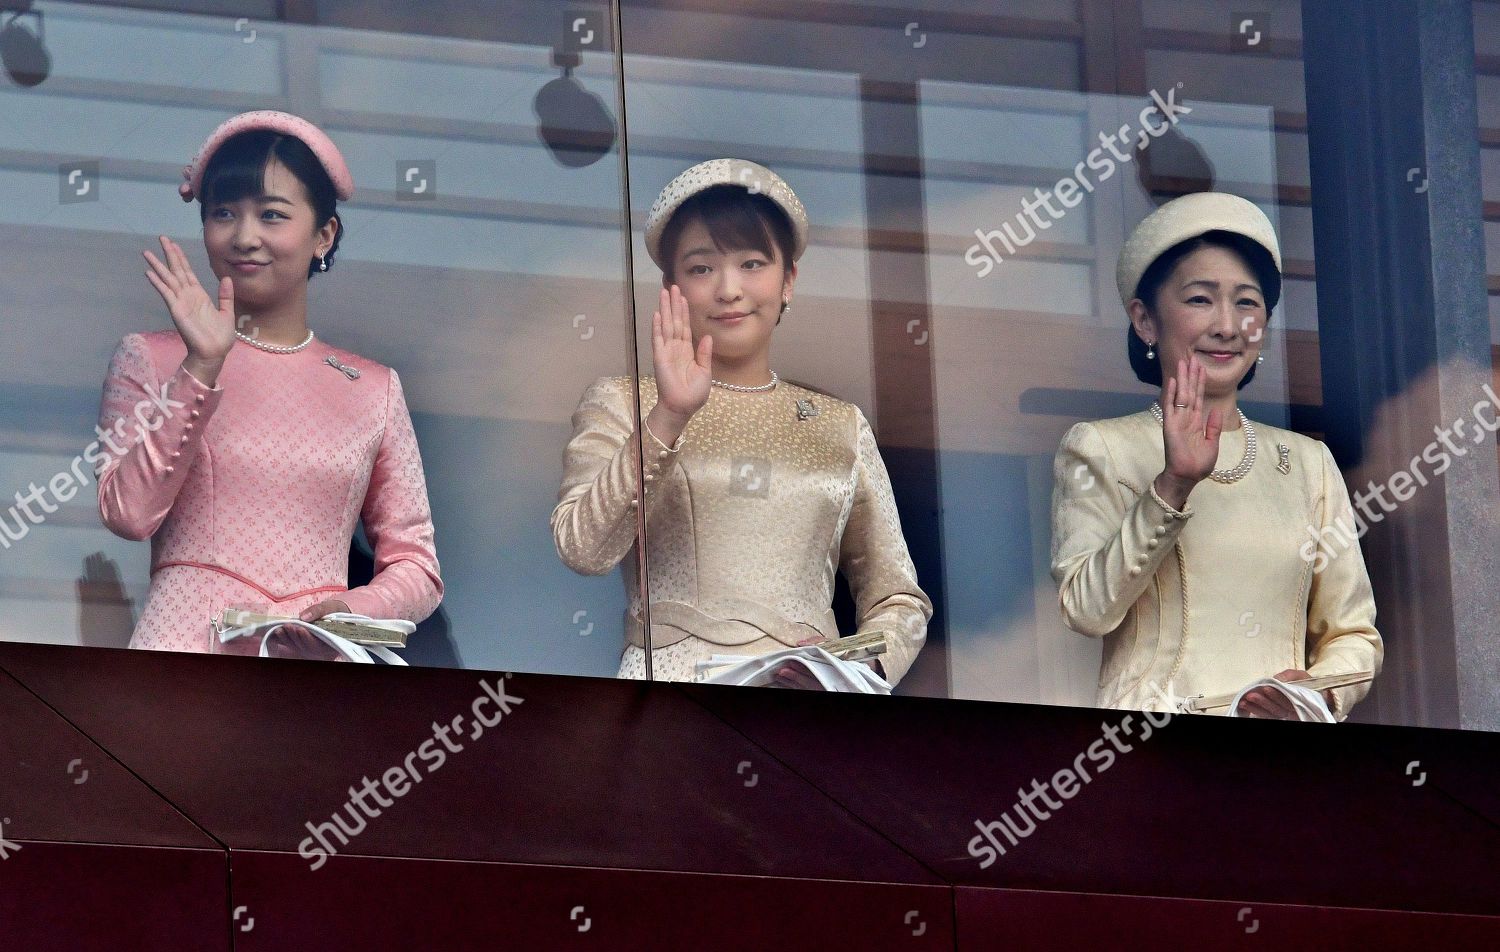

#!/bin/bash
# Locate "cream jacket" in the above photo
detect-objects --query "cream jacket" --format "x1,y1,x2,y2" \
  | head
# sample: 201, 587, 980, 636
1051, 411, 1382, 718
552, 376, 931, 684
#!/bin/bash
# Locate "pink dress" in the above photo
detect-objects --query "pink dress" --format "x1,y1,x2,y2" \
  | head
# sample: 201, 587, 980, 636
96, 331, 442, 654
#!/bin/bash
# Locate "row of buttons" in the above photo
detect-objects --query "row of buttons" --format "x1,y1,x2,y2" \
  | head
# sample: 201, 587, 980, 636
164, 390, 207, 475
630, 445, 675, 509
1128, 525, 1173, 577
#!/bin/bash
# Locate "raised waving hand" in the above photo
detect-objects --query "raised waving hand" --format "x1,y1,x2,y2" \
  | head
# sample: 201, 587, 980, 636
143, 236, 235, 382
645, 284, 711, 446
1154, 358, 1223, 509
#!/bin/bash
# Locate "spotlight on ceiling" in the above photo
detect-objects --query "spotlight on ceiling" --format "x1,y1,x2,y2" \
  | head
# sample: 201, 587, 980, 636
534, 18, 617, 169
1, 4, 50, 88
534, 71, 617, 168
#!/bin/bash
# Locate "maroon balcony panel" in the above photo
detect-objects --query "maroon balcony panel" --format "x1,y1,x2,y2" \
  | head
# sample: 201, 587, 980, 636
953, 886, 1500, 949
679, 682, 1500, 916
0, 667, 227, 951
229, 851, 954, 951
0, 643, 941, 885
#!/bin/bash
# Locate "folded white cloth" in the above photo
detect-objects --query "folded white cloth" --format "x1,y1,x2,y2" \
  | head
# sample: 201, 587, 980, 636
216, 612, 412, 665
696, 645, 891, 694
1225, 677, 1335, 722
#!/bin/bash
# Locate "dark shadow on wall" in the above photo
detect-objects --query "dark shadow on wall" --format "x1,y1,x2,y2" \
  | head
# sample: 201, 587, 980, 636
76, 552, 134, 650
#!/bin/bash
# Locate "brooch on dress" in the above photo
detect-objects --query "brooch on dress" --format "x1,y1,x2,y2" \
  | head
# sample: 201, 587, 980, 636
1277, 443, 1291, 475
795, 398, 818, 421
325, 355, 360, 380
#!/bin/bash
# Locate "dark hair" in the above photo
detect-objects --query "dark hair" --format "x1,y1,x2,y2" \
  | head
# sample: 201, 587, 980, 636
198, 129, 343, 278
1126, 230, 1280, 389
658, 185, 796, 315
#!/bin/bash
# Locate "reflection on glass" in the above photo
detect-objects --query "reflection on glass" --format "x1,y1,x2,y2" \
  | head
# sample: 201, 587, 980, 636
920, 84, 1291, 708
0, 3, 633, 676
1, 0, 1492, 730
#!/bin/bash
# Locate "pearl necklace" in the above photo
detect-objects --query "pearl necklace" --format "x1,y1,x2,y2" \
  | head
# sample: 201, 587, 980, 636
712, 371, 778, 393
236, 329, 315, 354
1149, 401, 1257, 484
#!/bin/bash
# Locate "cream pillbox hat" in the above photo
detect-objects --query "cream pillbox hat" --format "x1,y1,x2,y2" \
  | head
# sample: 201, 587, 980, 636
1116, 192, 1281, 307
644, 158, 808, 269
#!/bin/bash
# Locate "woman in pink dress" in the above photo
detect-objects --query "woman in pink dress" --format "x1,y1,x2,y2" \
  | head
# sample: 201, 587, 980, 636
96, 111, 442, 656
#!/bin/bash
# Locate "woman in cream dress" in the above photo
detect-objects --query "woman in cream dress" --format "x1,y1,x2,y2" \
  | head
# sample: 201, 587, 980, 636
552, 159, 931, 687
1050, 193, 1381, 719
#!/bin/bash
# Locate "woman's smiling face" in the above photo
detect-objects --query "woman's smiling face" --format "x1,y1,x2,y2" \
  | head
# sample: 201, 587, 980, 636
1134, 244, 1267, 396
202, 157, 336, 309
667, 216, 794, 363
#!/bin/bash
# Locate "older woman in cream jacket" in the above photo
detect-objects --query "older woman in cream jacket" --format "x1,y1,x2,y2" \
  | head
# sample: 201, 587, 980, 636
1050, 193, 1381, 720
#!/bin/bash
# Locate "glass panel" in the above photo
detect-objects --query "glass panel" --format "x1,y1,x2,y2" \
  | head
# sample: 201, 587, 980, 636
615, 0, 1088, 691
1473, 2, 1500, 561
5, 0, 1495, 731
0, 0, 640, 675
609, 0, 1443, 729
615, 50, 874, 684
917, 81, 1280, 704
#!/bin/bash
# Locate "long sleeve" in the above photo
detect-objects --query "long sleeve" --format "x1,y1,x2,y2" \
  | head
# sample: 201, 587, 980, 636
551, 378, 683, 576
337, 370, 443, 622
96, 334, 223, 541
1303, 444, 1383, 719
839, 412, 932, 685
1050, 421, 1193, 637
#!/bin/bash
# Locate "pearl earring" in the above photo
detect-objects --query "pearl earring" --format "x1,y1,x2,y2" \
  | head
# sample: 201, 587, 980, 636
782, 298, 790, 316
1146, 342, 1156, 360
318, 256, 328, 272
1256, 354, 1264, 363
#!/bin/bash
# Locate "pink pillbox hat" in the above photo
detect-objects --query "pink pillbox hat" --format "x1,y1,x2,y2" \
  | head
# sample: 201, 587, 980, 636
179, 110, 354, 203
